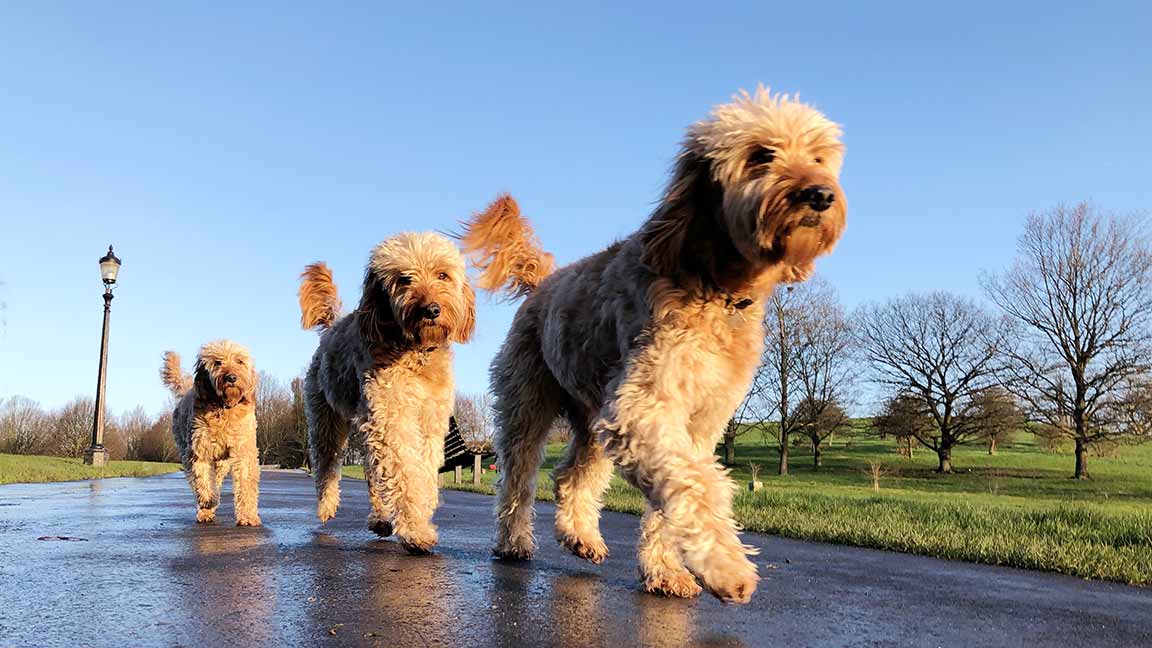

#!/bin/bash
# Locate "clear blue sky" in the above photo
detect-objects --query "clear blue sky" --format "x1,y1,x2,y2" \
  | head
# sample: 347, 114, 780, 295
1, 2, 1149, 416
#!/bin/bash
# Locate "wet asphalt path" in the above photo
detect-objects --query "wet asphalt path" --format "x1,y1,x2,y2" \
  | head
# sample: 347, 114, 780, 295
1, 471, 1149, 647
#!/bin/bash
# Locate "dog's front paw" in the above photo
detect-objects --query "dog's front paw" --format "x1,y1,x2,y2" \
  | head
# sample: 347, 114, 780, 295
367, 516, 393, 537
558, 532, 608, 565
694, 552, 759, 604
642, 569, 703, 599
236, 514, 262, 527
316, 500, 339, 524
196, 508, 216, 524
398, 526, 438, 555
493, 536, 535, 561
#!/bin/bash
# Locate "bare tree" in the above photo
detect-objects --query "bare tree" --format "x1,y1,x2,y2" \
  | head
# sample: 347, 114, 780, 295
454, 392, 495, 452
138, 410, 178, 463
795, 399, 852, 468
871, 392, 930, 459
790, 282, 858, 469
0, 396, 52, 455
118, 406, 153, 461
55, 396, 96, 458
963, 386, 1024, 455
724, 373, 774, 466
256, 371, 296, 465
760, 278, 857, 474
284, 376, 309, 469
983, 203, 1152, 478
855, 292, 1008, 473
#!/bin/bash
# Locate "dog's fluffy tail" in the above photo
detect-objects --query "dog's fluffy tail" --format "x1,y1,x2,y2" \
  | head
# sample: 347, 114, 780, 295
299, 262, 342, 332
458, 193, 555, 299
160, 352, 193, 397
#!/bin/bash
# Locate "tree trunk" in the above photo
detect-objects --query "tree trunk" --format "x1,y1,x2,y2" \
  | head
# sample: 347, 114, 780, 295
723, 435, 736, 466
812, 440, 822, 469
778, 429, 790, 476
988, 436, 997, 456
936, 445, 953, 473
1073, 438, 1090, 479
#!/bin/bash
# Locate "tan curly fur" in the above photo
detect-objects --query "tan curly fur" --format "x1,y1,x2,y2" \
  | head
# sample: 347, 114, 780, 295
461, 87, 847, 604
298, 231, 476, 554
161, 341, 261, 526
458, 193, 555, 299
299, 262, 342, 331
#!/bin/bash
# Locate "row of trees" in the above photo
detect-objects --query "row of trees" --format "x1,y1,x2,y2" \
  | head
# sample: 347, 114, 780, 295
728, 203, 1152, 479
0, 371, 312, 468
0, 395, 178, 462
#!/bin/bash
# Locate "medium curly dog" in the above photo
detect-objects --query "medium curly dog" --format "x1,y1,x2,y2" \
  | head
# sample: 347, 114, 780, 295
460, 88, 847, 603
161, 340, 261, 526
298, 232, 475, 553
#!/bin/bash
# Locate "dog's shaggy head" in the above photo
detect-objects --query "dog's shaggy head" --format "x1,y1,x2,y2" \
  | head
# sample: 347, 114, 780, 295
357, 232, 476, 348
193, 340, 256, 408
642, 86, 846, 284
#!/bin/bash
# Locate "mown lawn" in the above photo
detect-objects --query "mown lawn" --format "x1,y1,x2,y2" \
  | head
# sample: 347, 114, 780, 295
344, 428, 1152, 585
0, 454, 181, 485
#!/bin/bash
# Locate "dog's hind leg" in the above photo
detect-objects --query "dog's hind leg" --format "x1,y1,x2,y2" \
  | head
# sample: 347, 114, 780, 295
306, 372, 348, 523
552, 409, 614, 564
491, 327, 563, 561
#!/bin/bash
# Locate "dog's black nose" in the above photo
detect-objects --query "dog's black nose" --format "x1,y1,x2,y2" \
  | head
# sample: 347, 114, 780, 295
423, 303, 441, 320
224, 374, 238, 384
799, 185, 836, 212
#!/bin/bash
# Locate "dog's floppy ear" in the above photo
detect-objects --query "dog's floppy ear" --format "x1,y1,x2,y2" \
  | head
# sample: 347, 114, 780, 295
640, 150, 718, 277
356, 268, 398, 348
193, 358, 216, 402
452, 282, 476, 344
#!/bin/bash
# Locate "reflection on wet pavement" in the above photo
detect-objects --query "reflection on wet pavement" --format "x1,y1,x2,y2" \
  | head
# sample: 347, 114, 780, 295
1, 471, 1150, 647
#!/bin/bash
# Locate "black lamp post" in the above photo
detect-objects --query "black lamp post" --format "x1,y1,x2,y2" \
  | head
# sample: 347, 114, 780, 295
84, 245, 121, 467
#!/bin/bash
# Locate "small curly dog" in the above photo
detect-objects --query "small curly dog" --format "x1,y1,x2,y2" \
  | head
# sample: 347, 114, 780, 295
161, 340, 261, 526
298, 231, 475, 553
460, 88, 847, 603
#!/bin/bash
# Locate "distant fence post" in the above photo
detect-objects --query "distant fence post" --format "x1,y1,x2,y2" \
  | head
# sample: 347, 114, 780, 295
454, 465, 463, 484
473, 453, 482, 485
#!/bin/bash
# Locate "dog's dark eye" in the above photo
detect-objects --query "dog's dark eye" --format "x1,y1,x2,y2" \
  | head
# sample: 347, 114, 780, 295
396, 275, 413, 286
814, 157, 824, 164
747, 147, 776, 169
214, 360, 222, 367
437, 272, 450, 281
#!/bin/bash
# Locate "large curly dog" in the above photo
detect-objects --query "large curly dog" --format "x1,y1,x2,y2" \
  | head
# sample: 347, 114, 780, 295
460, 88, 847, 603
161, 340, 261, 526
298, 232, 476, 553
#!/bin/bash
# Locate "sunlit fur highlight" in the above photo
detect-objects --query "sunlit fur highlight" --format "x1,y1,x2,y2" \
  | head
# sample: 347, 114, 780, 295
298, 231, 476, 553
161, 340, 261, 526
458, 194, 555, 299
461, 87, 847, 604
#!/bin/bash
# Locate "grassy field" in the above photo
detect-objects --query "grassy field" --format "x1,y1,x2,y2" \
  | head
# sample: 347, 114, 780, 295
344, 427, 1152, 585
0, 454, 181, 485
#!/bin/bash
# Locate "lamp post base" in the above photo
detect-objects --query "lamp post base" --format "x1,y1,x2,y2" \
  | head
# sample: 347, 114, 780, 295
83, 446, 109, 467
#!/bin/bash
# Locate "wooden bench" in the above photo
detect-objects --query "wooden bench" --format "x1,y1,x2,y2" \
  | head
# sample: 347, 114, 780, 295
440, 416, 495, 484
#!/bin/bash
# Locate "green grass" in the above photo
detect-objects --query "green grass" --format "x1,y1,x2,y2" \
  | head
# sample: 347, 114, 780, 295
0, 453, 181, 485
344, 428, 1152, 585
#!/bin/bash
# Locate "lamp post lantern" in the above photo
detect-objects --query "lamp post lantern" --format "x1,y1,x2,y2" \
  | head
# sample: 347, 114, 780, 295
84, 245, 121, 467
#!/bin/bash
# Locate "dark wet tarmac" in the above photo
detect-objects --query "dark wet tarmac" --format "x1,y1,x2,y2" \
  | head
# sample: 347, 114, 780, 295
1, 471, 1149, 647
